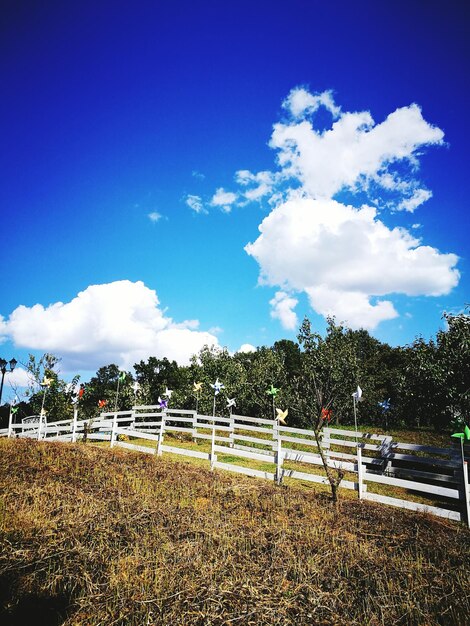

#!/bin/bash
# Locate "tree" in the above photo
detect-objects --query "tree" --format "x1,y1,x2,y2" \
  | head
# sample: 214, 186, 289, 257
24, 353, 79, 422
294, 317, 360, 503
79, 364, 133, 418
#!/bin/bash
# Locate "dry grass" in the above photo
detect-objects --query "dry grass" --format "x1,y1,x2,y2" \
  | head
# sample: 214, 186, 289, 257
1, 438, 469, 626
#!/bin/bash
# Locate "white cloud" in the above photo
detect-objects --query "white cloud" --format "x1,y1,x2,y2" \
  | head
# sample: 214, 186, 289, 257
185, 194, 207, 214
246, 197, 459, 329
148, 211, 163, 222
235, 170, 279, 201
3, 367, 33, 389
397, 188, 432, 212
2, 281, 219, 371
282, 87, 341, 119
237, 343, 256, 353
192, 170, 205, 180
197, 87, 458, 330
269, 100, 444, 201
210, 188, 237, 213
269, 291, 299, 330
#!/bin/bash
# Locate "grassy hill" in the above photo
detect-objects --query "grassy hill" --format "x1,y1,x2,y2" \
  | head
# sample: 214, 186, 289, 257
1, 439, 469, 625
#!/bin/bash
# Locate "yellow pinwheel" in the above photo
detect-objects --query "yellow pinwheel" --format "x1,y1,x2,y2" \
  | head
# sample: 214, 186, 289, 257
193, 381, 203, 393
276, 408, 288, 425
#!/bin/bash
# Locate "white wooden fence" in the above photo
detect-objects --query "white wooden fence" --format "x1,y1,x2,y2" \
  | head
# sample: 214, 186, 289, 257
2, 407, 469, 526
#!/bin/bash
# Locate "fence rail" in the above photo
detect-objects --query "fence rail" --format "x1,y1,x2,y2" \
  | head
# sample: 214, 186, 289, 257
3, 406, 469, 526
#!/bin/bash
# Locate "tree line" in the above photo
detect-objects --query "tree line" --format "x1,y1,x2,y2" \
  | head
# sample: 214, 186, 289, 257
3, 309, 469, 433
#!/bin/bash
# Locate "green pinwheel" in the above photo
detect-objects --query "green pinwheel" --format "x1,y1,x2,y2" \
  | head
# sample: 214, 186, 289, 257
452, 424, 470, 441
266, 384, 280, 397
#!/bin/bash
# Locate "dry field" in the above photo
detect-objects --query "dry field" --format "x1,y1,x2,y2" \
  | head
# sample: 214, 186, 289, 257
0, 438, 469, 625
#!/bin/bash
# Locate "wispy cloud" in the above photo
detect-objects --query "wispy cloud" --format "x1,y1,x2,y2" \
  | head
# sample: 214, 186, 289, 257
192, 170, 205, 180
148, 211, 163, 222
210, 188, 237, 213
185, 194, 207, 215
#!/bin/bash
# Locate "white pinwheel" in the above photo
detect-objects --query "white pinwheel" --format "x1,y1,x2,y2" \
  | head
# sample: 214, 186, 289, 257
352, 386, 363, 401
210, 378, 224, 395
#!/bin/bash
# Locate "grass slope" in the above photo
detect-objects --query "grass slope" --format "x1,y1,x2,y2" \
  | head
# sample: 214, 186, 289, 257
0, 439, 469, 625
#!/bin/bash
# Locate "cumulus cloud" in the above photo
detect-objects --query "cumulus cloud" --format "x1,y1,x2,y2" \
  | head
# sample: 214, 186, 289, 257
210, 188, 237, 213
269, 100, 444, 202
1, 281, 219, 371
204, 86, 458, 330
237, 343, 256, 353
246, 197, 459, 329
282, 86, 341, 119
269, 291, 299, 330
3, 367, 33, 390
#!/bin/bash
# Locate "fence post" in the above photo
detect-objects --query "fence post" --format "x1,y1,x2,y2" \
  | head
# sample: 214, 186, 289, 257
462, 460, 470, 528
276, 431, 283, 485
210, 417, 216, 470
229, 414, 234, 448
192, 411, 197, 443
7, 407, 13, 438
357, 444, 364, 500
157, 411, 166, 456
71, 407, 78, 443
110, 412, 118, 448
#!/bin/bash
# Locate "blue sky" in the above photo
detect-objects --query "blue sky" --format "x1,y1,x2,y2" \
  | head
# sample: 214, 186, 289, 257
0, 0, 469, 396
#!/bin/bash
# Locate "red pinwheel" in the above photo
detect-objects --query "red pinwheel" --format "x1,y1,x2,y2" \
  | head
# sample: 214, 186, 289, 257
98, 399, 107, 409
321, 408, 332, 422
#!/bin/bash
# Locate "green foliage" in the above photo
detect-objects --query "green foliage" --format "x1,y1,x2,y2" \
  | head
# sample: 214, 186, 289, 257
15, 307, 470, 434
23, 354, 79, 422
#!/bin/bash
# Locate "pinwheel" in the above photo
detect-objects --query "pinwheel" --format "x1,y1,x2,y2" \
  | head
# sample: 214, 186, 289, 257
276, 408, 288, 425
266, 385, 280, 397
267, 385, 280, 419
352, 386, 363, 437
378, 398, 391, 430
452, 424, 470, 442
98, 399, 107, 409
210, 378, 224, 395
164, 387, 173, 399
131, 381, 140, 395
114, 371, 127, 411
210, 378, 224, 417
226, 398, 236, 415
78, 385, 85, 400
193, 381, 203, 413
158, 396, 168, 410
40, 408, 47, 417
320, 408, 332, 423
352, 386, 363, 401
452, 424, 470, 471
11, 406, 18, 415
39, 377, 52, 419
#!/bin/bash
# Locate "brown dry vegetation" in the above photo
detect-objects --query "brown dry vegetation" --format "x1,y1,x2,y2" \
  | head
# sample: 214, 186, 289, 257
0, 439, 469, 626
